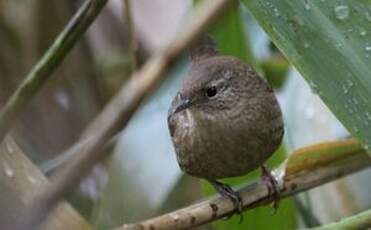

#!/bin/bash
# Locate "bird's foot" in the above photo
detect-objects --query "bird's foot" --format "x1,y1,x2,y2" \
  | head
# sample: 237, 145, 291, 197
261, 165, 280, 213
208, 179, 244, 223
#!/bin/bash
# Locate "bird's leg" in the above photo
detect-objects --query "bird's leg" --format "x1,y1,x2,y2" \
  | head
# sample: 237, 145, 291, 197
208, 179, 244, 223
261, 165, 280, 213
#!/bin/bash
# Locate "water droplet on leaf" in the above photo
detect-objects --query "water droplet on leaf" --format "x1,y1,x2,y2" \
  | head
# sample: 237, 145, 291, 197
309, 81, 320, 94
366, 112, 371, 121
336, 42, 343, 48
334, 5, 350, 20
365, 42, 371, 51
346, 79, 354, 87
366, 11, 371, 22
360, 28, 367, 36
274, 8, 280, 17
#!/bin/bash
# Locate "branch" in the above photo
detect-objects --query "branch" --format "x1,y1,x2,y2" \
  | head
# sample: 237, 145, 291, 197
14, 1, 233, 229
0, 0, 108, 142
312, 209, 371, 230
0, 136, 91, 230
123, 0, 137, 71
119, 139, 371, 230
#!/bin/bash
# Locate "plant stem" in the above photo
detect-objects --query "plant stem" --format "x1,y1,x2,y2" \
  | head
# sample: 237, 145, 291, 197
312, 209, 371, 230
0, 0, 108, 142
123, 0, 137, 71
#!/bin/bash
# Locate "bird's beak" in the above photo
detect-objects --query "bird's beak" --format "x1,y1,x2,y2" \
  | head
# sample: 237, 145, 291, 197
171, 97, 191, 116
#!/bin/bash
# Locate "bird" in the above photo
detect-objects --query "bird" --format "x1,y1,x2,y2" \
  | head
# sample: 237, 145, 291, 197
167, 34, 284, 216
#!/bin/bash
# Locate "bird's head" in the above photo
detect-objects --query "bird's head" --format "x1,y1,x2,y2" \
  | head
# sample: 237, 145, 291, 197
168, 56, 249, 120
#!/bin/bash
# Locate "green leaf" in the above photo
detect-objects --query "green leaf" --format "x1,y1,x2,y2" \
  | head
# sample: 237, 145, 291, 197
242, 0, 371, 153
285, 138, 361, 176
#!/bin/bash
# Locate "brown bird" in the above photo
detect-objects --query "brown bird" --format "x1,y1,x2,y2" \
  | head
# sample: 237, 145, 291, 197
167, 34, 284, 214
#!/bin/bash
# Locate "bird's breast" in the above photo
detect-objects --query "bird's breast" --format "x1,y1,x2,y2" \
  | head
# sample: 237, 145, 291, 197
171, 110, 198, 145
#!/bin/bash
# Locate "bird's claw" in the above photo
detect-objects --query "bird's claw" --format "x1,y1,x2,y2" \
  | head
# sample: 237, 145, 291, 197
209, 180, 244, 223
261, 165, 280, 214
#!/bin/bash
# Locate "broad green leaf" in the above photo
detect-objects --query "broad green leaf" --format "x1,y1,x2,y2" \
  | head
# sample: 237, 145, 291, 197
242, 0, 371, 153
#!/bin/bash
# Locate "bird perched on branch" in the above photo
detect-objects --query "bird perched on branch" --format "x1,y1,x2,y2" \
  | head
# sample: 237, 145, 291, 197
167, 34, 284, 216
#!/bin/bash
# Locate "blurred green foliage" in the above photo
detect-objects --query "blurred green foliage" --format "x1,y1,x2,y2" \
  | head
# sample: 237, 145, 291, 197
261, 55, 289, 88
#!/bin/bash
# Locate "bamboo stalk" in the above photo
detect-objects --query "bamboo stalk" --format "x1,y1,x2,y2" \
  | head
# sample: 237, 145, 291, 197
312, 209, 371, 230
0, 0, 108, 142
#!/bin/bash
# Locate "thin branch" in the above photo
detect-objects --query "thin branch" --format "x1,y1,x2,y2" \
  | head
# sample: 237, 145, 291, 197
312, 209, 371, 230
123, 0, 137, 71
0, 0, 108, 142
119, 139, 371, 230
14, 1, 233, 229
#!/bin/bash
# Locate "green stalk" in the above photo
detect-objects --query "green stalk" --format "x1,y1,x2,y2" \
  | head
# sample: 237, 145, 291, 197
0, 0, 108, 142
312, 209, 371, 230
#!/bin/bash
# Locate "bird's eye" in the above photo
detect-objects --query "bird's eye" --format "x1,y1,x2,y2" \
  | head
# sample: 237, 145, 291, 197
205, 86, 217, 98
